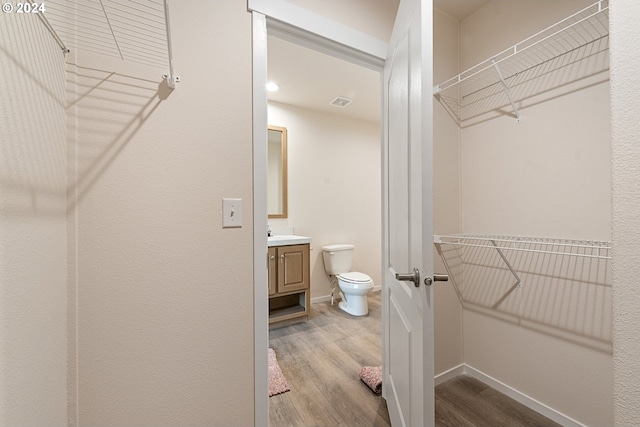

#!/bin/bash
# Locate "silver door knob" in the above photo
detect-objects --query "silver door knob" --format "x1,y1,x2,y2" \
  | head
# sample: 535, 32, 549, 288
395, 268, 421, 288
424, 274, 449, 286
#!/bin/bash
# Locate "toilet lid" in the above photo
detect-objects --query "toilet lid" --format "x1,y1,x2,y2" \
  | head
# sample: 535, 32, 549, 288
339, 272, 372, 284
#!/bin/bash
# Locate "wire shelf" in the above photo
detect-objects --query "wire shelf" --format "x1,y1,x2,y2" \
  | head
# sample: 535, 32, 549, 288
42, 0, 179, 86
433, 0, 609, 124
435, 234, 611, 260
434, 233, 612, 344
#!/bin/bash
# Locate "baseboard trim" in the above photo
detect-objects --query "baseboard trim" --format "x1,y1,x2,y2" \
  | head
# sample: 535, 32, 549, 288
434, 364, 465, 386
310, 286, 381, 305
310, 295, 333, 304
462, 364, 586, 427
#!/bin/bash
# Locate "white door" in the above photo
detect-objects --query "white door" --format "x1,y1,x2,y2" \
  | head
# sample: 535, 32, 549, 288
382, 0, 434, 426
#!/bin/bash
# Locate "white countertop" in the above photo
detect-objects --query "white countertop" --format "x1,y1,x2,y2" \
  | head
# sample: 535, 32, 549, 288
267, 235, 312, 247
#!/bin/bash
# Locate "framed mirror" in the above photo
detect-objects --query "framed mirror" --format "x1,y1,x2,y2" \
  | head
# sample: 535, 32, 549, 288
268, 125, 288, 218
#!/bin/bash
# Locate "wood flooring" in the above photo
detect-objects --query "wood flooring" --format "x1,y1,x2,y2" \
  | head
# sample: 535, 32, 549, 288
435, 376, 562, 427
269, 292, 561, 427
269, 294, 388, 427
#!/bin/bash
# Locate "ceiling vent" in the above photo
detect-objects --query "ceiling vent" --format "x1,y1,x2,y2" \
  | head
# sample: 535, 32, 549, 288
330, 96, 353, 108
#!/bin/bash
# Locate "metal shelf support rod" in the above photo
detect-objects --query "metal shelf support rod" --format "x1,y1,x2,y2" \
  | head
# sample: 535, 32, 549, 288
490, 240, 522, 288
491, 58, 521, 123
29, 0, 69, 54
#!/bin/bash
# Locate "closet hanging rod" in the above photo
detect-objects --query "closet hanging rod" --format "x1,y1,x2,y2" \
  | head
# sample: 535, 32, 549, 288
434, 235, 611, 260
28, 0, 69, 54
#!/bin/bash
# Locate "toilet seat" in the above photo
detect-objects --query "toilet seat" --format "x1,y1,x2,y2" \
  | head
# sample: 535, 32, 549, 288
338, 271, 373, 284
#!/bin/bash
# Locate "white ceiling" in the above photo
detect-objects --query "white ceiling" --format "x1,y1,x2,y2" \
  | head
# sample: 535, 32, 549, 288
434, 0, 490, 21
267, 1, 489, 124
267, 35, 382, 124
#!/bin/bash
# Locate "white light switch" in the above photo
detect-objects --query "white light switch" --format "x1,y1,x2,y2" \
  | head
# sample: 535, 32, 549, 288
222, 198, 243, 228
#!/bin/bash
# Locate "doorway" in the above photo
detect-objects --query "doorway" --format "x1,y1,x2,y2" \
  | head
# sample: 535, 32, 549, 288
265, 30, 385, 425
250, 1, 437, 425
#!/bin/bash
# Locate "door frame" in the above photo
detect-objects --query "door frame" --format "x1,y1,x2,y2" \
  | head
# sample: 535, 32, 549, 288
250, 1, 393, 424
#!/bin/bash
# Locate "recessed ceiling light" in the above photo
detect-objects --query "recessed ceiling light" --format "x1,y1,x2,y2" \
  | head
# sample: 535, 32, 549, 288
266, 82, 280, 92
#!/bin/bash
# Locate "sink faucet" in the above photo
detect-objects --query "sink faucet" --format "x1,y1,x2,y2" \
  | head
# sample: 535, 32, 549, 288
267, 225, 272, 237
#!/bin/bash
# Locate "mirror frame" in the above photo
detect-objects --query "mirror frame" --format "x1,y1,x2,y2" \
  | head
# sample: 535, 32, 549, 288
268, 125, 288, 218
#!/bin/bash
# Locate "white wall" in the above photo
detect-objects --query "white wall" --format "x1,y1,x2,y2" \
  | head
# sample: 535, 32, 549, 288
460, 0, 610, 239
610, 1, 640, 425
444, 1, 613, 425
66, 2, 255, 425
0, 11, 68, 426
268, 102, 381, 300
433, 8, 463, 376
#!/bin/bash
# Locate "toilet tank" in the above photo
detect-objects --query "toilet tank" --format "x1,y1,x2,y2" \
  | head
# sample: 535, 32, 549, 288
322, 244, 354, 275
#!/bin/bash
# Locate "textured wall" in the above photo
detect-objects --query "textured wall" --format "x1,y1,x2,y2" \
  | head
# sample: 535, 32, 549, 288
433, 8, 463, 376
610, 1, 640, 425
0, 10, 68, 426
454, 1, 613, 425
66, 2, 255, 425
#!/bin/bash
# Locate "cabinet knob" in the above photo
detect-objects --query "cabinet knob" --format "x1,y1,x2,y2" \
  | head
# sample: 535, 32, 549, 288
270, 255, 275, 260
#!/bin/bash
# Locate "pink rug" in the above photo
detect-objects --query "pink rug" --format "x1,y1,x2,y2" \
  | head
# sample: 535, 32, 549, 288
268, 348, 290, 397
360, 365, 382, 395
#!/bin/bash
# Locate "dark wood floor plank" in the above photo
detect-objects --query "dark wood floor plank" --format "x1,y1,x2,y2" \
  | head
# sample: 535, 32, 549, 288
436, 377, 512, 427
276, 356, 343, 426
435, 397, 476, 427
478, 386, 562, 427
268, 393, 307, 427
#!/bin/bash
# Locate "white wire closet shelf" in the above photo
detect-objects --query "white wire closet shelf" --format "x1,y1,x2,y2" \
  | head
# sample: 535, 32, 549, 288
434, 234, 611, 289
433, 0, 609, 124
434, 234, 611, 260
41, 0, 179, 88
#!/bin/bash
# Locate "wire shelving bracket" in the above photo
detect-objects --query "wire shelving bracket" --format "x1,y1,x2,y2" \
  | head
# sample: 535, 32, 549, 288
491, 58, 521, 123
162, 0, 179, 89
489, 239, 522, 287
433, 0, 609, 124
27, 0, 69, 54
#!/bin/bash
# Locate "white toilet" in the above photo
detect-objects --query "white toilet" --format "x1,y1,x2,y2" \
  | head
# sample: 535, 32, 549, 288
322, 244, 374, 316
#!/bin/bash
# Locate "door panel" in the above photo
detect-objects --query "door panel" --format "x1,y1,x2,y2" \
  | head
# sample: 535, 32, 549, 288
388, 31, 410, 276
389, 294, 412, 425
382, 0, 434, 426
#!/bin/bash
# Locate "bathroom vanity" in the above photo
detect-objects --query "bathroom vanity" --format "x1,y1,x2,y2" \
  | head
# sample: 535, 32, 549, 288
267, 235, 311, 328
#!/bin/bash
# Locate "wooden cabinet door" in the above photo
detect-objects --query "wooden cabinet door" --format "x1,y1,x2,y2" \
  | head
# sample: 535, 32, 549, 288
277, 244, 309, 294
268, 247, 277, 296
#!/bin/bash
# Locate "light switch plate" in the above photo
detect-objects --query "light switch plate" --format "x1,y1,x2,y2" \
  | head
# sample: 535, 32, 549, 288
222, 198, 243, 228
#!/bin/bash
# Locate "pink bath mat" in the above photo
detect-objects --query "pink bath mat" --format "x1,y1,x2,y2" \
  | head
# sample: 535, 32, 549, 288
360, 365, 382, 395
268, 348, 290, 397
